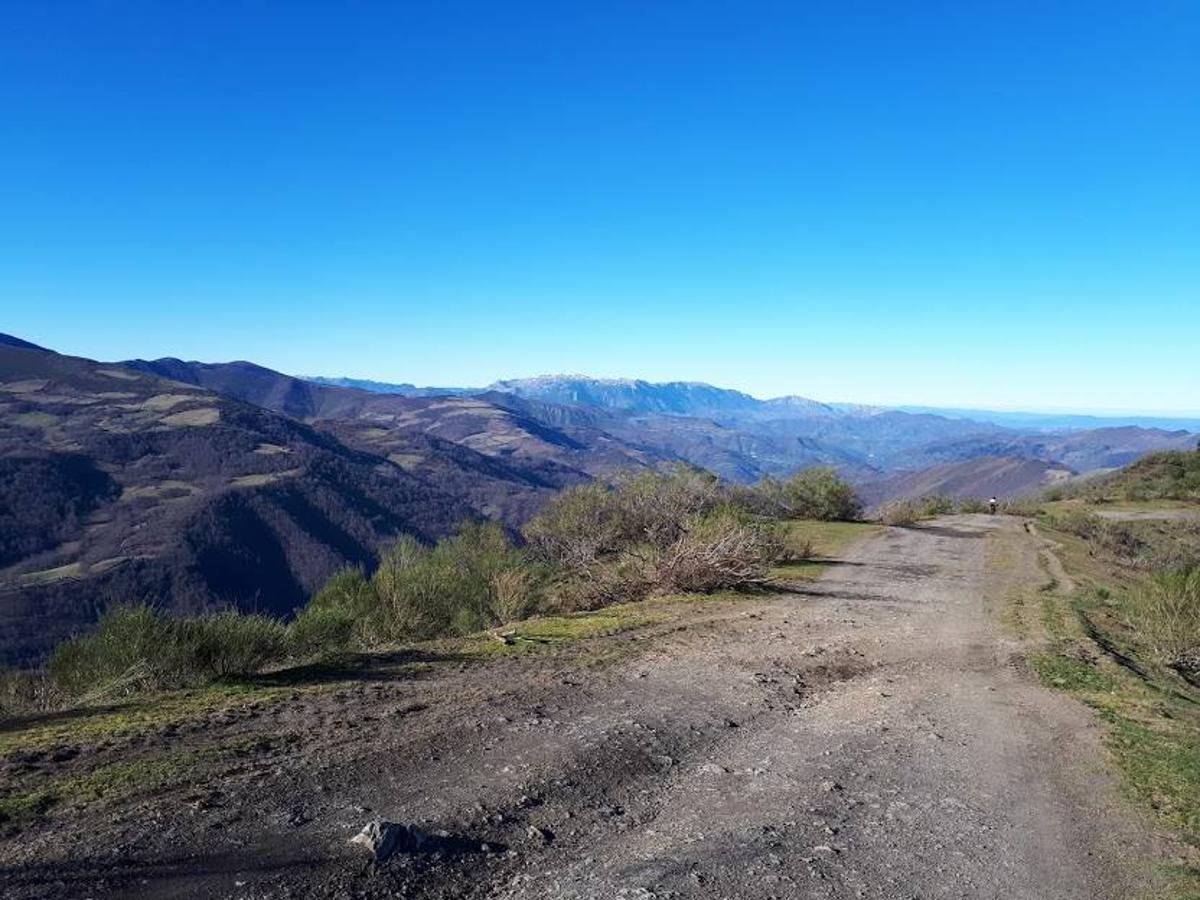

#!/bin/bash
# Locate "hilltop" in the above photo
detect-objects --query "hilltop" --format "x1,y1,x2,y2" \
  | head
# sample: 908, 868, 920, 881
1075, 448, 1200, 503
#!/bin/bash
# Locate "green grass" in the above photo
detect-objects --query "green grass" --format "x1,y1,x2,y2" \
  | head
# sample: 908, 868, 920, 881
0, 681, 296, 756
457, 603, 667, 657
1028, 652, 1117, 693
0, 733, 287, 825
1017, 524, 1200, 897
771, 520, 881, 581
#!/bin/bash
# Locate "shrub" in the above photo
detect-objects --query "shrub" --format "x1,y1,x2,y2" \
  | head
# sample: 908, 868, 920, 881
367, 522, 536, 639
49, 605, 173, 697
1001, 498, 1044, 518
1100, 450, 1200, 503
179, 612, 288, 680
489, 568, 538, 623
957, 497, 989, 514
919, 495, 955, 517
725, 481, 784, 517
523, 466, 725, 567
654, 509, 781, 593
879, 500, 921, 526
522, 481, 623, 570
0, 669, 61, 718
1049, 510, 1147, 564
48, 605, 289, 698
1131, 568, 1200, 678
289, 604, 358, 659
1050, 509, 1105, 540
612, 466, 724, 546
777, 467, 861, 521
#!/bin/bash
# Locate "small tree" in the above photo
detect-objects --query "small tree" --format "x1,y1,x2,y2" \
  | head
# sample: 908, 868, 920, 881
778, 467, 861, 521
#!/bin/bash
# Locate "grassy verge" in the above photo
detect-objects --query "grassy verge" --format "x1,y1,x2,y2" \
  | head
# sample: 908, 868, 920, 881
1017, 526, 1200, 897
771, 520, 881, 581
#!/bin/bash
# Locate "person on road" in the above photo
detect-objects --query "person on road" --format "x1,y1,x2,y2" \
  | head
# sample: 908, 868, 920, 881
989, 496, 998, 515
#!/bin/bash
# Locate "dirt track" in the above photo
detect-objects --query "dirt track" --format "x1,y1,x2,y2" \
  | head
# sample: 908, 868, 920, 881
0, 516, 1163, 899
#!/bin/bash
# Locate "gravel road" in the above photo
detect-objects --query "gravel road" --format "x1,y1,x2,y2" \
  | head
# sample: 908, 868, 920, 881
0, 516, 1162, 899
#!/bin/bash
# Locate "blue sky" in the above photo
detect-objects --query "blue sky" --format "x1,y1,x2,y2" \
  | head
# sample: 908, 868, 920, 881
2, 1, 1197, 412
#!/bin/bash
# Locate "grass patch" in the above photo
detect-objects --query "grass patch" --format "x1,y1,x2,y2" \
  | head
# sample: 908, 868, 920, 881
0, 681, 295, 756
1028, 652, 1117, 693
456, 602, 671, 658
771, 520, 880, 580
0, 734, 284, 826
1018, 521, 1200, 896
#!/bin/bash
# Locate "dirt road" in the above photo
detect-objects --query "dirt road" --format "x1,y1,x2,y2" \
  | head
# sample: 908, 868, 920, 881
0, 516, 1162, 898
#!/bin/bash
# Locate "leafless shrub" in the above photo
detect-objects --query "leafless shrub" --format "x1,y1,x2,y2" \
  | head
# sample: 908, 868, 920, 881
489, 569, 537, 623
879, 500, 921, 526
654, 511, 780, 593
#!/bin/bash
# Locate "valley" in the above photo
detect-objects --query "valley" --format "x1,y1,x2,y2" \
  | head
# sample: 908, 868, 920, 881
1, 333, 1195, 666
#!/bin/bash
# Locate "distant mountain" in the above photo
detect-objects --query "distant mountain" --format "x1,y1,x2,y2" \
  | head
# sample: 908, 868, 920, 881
896, 405, 1200, 433
857, 456, 1074, 508
126, 359, 669, 479
287, 371, 1197, 484
488, 376, 770, 418
0, 341, 483, 665
304, 375, 470, 397
917, 426, 1200, 473
0, 333, 48, 352
10, 335, 1195, 666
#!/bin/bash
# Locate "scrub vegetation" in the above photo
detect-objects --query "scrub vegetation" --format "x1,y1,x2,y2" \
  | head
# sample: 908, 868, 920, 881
1008, 472, 1200, 895
2, 465, 864, 713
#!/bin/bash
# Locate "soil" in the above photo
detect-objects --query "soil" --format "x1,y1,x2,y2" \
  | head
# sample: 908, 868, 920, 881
0, 515, 1168, 899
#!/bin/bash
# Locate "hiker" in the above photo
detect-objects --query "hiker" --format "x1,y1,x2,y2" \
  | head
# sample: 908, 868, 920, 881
988, 496, 998, 515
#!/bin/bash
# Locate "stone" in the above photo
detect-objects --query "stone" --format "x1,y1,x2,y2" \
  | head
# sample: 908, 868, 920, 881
349, 820, 428, 862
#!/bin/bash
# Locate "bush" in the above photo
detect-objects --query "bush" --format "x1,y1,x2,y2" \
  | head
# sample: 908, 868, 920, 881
0, 669, 61, 718
48, 605, 288, 698
490, 568, 538, 623
1001, 498, 1044, 518
523, 466, 724, 568
919, 495, 955, 517
1049, 510, 1147, 564
957, 497, 989, 514
616, 466, 723, 540
1100, 450, 1200, 503
725, 481, 784, 517
289, 605, 358, 659
879, 500, 921, 526
777, 467, 862, 521
654, 509, 781, 593
1132, 568, 1200, 678
49, 605, 173, 697
304, 522, 542, 642
175, 611, 288, 680
522, 482, 623, 570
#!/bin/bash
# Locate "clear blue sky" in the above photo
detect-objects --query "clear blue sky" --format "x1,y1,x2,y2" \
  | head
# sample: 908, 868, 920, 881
2, 1, 1197, 412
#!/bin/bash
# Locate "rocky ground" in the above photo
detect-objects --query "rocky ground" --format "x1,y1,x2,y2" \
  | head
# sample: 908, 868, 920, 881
0, 516, 1179, 899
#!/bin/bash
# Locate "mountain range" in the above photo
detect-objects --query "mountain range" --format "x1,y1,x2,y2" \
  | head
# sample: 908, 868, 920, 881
2, 333, 1195, 664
